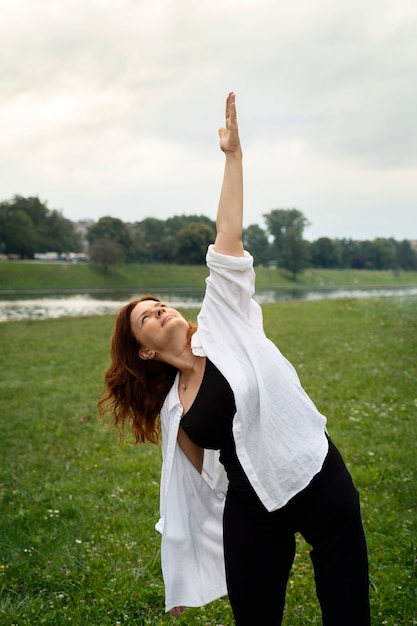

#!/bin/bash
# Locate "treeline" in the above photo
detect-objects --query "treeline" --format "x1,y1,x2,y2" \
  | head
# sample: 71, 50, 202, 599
0, 196, 82, 257
1, 196, 416, 278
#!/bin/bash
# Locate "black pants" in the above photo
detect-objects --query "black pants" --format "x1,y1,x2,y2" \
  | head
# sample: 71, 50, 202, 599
223, 439, 370, 625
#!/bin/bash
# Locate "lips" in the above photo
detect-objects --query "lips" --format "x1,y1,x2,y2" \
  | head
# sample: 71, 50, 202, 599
162, 314, 173, 326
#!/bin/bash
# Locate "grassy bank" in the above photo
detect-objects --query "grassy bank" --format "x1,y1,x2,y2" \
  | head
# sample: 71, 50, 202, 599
1, 260, 417, 292
1, 296, 416, 625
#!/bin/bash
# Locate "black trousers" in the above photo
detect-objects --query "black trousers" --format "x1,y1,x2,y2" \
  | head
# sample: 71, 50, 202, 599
223, 439, 370, 625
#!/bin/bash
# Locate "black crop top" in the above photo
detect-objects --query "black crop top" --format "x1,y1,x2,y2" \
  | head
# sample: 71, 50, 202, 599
180, 358, 256, 496
180, 358, 235, 450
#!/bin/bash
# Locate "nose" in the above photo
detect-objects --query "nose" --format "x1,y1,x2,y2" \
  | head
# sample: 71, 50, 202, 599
156, 305, 166, 318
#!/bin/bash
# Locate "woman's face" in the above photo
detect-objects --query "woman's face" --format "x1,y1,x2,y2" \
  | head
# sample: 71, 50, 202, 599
130, 299, 189, 358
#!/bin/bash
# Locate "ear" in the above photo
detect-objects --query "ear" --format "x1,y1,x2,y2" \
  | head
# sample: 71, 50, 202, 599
139, 348, 154, 360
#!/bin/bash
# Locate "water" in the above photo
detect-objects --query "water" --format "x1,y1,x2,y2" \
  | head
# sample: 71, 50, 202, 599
1, 287, 417, 322
255, 286, 417, 304
0, 291, 204, 323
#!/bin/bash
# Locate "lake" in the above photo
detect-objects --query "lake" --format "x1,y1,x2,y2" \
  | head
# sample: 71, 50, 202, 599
1, 286, 417, 322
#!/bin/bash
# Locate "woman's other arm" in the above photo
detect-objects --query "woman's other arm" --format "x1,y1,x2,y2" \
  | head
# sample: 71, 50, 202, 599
214, 92, 244, 258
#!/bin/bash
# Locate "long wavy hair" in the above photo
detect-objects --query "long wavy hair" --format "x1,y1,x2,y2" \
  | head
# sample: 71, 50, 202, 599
98, 295, 197, 444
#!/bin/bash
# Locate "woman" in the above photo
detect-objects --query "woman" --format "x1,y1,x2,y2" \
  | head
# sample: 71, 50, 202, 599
99, 93, 370, 625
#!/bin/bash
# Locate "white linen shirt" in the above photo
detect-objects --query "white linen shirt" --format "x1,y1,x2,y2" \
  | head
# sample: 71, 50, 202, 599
157, 245, 329, 612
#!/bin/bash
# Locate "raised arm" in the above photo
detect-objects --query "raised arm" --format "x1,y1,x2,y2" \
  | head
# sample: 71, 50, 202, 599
213, 92, 244, 257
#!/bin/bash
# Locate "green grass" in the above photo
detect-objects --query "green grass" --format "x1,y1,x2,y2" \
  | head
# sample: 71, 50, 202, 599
1, 260, 417, 292
0, 297, 416, 625
0, 262, 209, 291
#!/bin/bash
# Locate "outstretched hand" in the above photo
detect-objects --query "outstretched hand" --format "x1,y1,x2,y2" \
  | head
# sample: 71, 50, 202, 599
219, 92, 241, 155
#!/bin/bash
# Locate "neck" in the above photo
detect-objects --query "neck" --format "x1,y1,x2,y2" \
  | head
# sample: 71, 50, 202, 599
180, 354, 198, 391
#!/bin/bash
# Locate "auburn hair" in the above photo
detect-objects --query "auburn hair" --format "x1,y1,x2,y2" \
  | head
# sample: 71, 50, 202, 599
98, 296, 197, 444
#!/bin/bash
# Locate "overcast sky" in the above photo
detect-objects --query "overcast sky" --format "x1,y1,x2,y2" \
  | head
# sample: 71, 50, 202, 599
1, 0, 416, 241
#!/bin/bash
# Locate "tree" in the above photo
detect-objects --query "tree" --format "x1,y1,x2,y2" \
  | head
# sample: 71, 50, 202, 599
87, 217, 133, 261
309, 237, 340, 268
279, 227, 310, 280
243, 224, 271, 265
0, 195, 81, 257
137, 217, 166, 245
174, 222, 215, 264
350, 254, 368, 269
264, 208, 310, 280
89, 237, 126, 272
133, 217, 173, 263
0, 207, 37, 257
337, 239, 361, 269
133, 214, 217, 263
359, 238, 396, 270
396, 240, 417, 271
165, 214, 216, 237
34, 209, 81, 253
128, 223, 152, 263
12, 195, 48, 227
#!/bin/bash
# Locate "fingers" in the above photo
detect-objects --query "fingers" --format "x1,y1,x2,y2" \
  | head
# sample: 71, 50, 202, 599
219, 91, 240, 153
226, 91, 236, 126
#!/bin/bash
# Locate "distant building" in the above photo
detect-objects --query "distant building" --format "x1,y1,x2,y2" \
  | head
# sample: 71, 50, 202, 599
73, 219, 95, 252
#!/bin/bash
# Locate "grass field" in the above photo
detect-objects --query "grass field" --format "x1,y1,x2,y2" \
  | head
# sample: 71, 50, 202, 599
1, 260, 417, 292
0, 296, 416, 625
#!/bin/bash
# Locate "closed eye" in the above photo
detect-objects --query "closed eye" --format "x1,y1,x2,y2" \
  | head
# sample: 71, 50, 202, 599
139, 301, 164, 326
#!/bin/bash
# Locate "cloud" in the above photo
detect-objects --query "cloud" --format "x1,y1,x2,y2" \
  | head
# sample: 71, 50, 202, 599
0, 0, 416, 239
